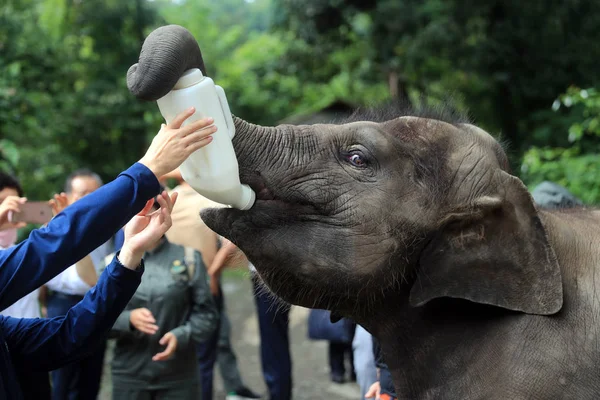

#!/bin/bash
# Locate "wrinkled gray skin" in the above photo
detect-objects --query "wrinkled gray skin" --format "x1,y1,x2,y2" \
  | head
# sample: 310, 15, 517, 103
129, 25, 600, 399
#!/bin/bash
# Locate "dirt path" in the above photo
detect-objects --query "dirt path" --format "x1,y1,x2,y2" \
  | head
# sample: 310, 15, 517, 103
99, 271, 361, 399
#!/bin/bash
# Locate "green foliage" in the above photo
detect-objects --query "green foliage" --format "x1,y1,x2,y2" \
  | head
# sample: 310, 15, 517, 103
273, 0, 600, 169
158, 0, 388, 126
1, 0, 162, 203
521, 87, 600, 204
2, 0, 600, 212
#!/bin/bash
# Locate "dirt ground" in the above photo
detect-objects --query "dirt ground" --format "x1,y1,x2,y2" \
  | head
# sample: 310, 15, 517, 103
98, 270, 361, 400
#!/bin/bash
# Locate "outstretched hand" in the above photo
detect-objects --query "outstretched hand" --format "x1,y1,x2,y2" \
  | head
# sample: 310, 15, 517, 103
118, 191, 178, 270
139, 107, 217, 179
49, 193, 69, 216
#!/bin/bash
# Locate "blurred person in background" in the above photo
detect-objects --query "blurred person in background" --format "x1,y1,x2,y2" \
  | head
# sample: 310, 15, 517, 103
43, 168, 115, 400
0, 173, 41, 320
160, 168, 262, 400
352, 325, 377, 399
110, 187, 219, 400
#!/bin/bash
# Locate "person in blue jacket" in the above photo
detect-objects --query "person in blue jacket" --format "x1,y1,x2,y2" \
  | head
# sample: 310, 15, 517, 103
0, 107, 217, 399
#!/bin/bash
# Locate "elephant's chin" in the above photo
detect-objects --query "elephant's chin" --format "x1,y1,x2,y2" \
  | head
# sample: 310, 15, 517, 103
200, 204, 343, 310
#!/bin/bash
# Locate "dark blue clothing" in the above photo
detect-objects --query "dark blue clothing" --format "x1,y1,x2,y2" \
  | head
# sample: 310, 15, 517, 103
196, 290, 224, 400
373, 338, 396, 398
114, 228, 125, 252
252, 277, 292, 400
0, 162, 159, 399
47, 292, 107, 400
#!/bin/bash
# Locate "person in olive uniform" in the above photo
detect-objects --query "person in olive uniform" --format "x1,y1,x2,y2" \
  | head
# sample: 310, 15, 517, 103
110, 191, 218, 399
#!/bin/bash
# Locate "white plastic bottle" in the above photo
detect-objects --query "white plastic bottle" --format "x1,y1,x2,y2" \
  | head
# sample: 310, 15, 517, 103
156, 68, 255, 210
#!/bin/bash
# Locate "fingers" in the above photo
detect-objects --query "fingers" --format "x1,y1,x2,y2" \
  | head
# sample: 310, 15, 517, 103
179, 117, 216, 137
158, 333, 171, 346
153, 334, 176, 361
155, 191, 170, 212
155, 190, 177, 213
183, 123, 217, 145
167, 107, 196, 130
139, 323, 159, 335
50, 193, 69, 215
169, 192, 178, 209
139, 308, 155, 321
134, 309, 159, 335
138, 198, 155, 216
152, 350, 169, 361
186, 135, 214, 154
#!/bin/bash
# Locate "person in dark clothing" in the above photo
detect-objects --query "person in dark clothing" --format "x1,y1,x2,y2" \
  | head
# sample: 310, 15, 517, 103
45, 168, 112, 400
329, 341, 355, 384
252, 275, 293, 400
110, 190, 218, 399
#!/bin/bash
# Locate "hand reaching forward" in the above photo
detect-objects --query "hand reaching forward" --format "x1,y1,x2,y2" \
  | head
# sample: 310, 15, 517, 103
118, 191, 178, 270
152, 332, 178, 361
49, 192, 69, 216
139, 107, 216, 179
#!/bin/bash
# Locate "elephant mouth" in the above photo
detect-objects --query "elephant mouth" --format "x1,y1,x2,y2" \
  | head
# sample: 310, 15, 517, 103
201, 171, 320, 242
245, 172, 280, 203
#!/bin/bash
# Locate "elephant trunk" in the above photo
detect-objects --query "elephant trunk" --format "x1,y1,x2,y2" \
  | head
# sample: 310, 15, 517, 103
232, 116, 285, 176
127, 25, 207, 101
128, 24, 288, 175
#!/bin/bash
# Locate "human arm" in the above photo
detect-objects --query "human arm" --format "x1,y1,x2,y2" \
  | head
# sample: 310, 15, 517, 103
2, 191, 176, 372
0, 164, 157, 309
207, 238, 248, 277
153, 251, 218, 361
0, 108, 215, 310
75, 255, 98, 287
1, 256, 143, 372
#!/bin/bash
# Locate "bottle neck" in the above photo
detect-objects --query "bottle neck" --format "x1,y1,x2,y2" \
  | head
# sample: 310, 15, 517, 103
174, 68, 206, 90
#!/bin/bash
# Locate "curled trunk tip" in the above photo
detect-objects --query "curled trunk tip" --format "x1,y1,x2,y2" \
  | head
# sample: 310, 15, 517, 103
127, 24, 207, 101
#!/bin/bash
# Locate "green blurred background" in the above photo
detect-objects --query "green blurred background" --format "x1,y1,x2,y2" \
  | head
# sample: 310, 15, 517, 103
2, 0, 600, 210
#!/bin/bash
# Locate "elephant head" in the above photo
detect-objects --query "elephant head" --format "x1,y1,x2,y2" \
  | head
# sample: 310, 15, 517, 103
129, 25, 563, 325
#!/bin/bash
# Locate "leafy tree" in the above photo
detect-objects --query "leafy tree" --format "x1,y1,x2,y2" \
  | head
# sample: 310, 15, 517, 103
272, 0, 600, 166
521, 86, 600, 204
1, 0, 162, 202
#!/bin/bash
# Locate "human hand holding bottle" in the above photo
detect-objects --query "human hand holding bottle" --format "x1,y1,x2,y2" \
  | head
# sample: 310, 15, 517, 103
139, 107, 217, 179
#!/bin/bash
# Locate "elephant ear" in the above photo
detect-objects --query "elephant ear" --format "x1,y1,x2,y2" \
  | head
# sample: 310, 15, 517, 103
409, 170, 563, 315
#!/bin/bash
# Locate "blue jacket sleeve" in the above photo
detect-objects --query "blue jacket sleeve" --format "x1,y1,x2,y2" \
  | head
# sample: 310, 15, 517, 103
0, 163, 159, 310
1, 255, 144, 372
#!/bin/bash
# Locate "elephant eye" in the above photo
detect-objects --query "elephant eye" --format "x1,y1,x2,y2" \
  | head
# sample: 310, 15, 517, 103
346, 152, 367, 168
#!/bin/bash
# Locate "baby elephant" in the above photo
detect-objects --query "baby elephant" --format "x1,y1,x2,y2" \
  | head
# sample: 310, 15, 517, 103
130, 24, 600, 399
